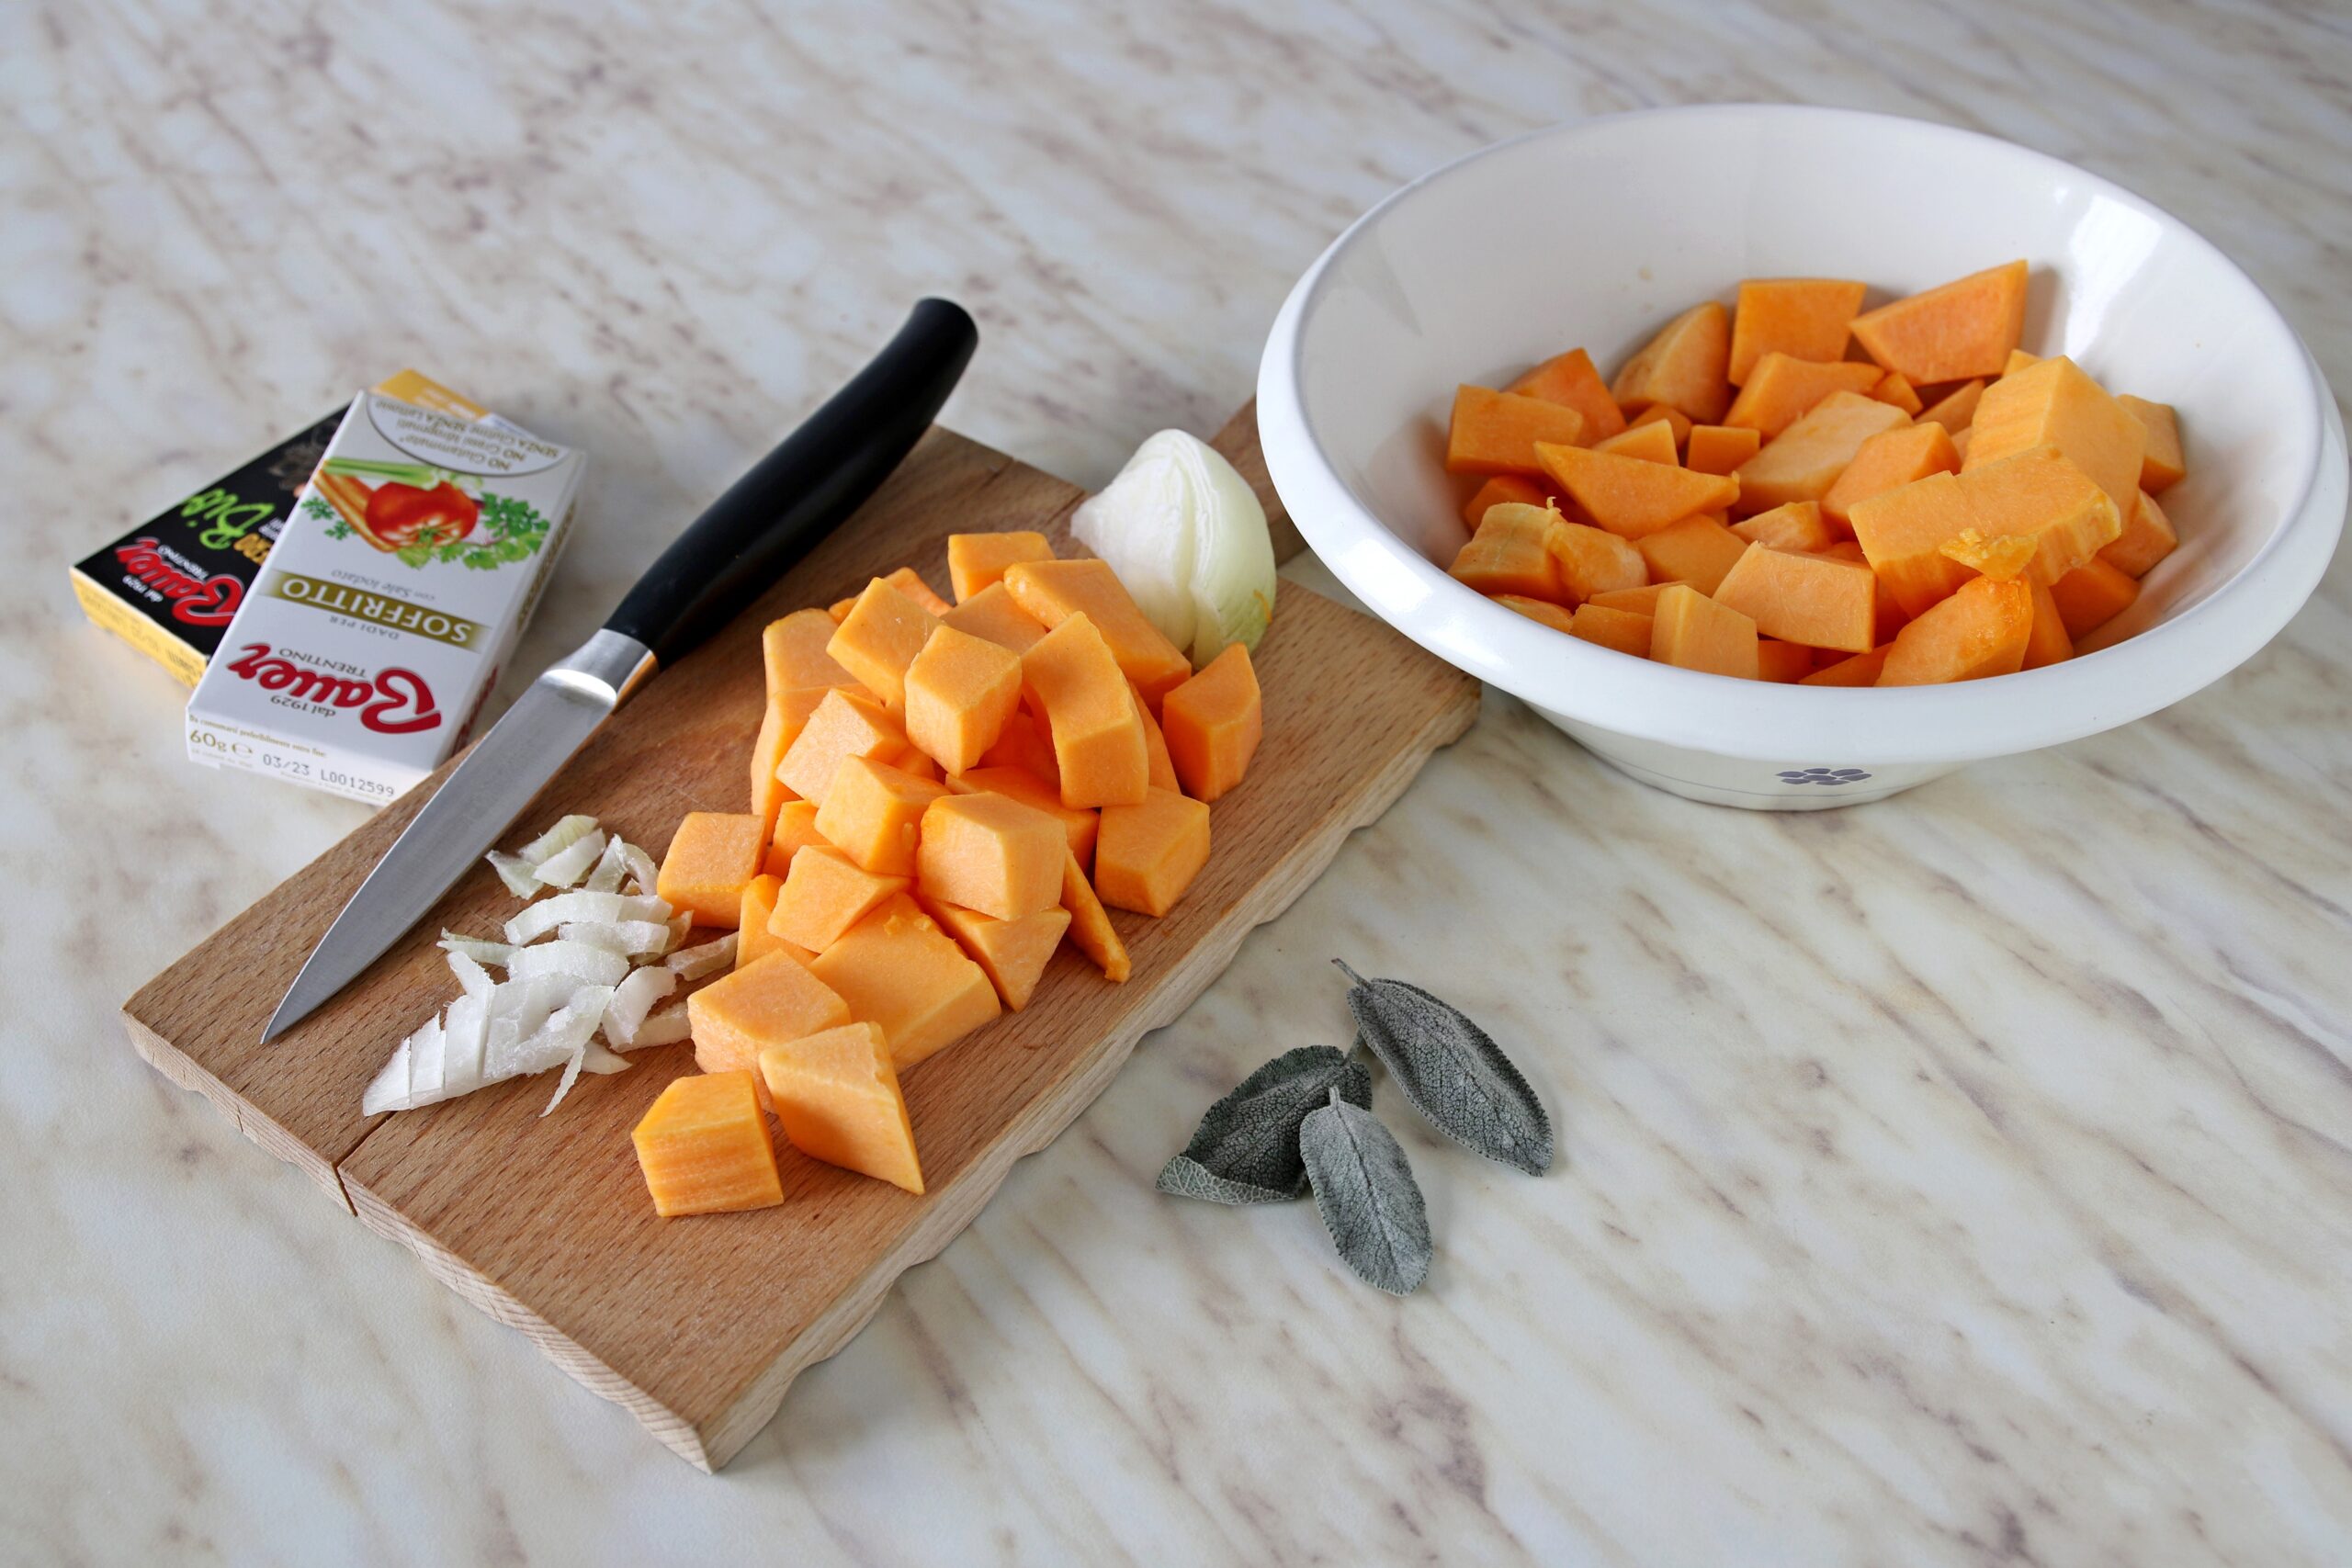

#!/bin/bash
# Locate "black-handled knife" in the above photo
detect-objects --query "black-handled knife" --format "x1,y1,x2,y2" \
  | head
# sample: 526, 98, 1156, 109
262, 299, 978, 1044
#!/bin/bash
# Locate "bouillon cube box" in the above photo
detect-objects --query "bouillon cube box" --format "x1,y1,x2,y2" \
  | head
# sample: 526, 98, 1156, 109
184, 388, 585, 805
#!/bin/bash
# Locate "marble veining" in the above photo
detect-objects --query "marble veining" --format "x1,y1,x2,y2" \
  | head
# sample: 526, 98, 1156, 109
5, 1, 2350, 1562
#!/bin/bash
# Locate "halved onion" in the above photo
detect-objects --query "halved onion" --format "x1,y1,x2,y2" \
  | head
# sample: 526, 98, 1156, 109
1071, 429, 1275, 667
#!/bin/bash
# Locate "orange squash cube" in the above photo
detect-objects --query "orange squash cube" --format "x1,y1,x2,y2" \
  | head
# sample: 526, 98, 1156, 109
1591, 418, 1679, 465
2100, 490, 2178, 579
1729, 277, 1868, 385
1939, 527, 2039, 581
1756, 640, 1815, 682
1160, 643, 1262, 803
903, 624, 1023, 774
1534, 443, 1737, 538
1649, 584, 1758, 679
916, 791, 1068, 920
1546, 516, 1650, 601
1878, 575, 2032, 684
1965, 356, 2145, 514
1461, 473, 1549, 527
1871, 371, 1925, 416
1493, 593, 1577, 635
763, 799, 829, 878
1003, 558, 1192, 709
1509, 347, 1626, 442
1821, 420, 1961, 531
1450, 502, 1566, 600
939, 581, 1051, 656
1020, 612, 1151, 808
1960, 446, 2124, 584
944, 766, 1098, 870
632, 1071, 783, 1217
2119, 395, 2185, 493
815, 755, 949, 877
736, 874, 816, 971
1587, 581, 1684, 614
763, 608, 858, 698
1059, 848, 1129, 982
1711, 543, 1877, 654
770, 844, 911, 953
1730, 391, 1910, 514
1684, 424, 1760, 477
1849, 472, 1980, 618
758, 1021, 925, 1195
1626, 401, 1694, 448
1445, 384, 1587, 475
656, 811, 766, 928
946, 530, 1055, 604
2022, 578, 2075, 669
1634, 514, 1750, 596
808, 894, 1000, 1069
1849, 260, 2029, 384
775, 686, 909, 804
2048, 558, 2142, 638
1095, 786, 1212, 918
1568, 603, 1652, 657
1610, 301, 1732, 423
1732, 500, 1837, 554
827, 566, 949, 619
688, 951, 854, 1096
827, 577, 942, 710
1134, 683, 1180, 792
2003, 348, 2042, 378
1799, 645, 1893, 687
1722, 354, 1885, 437
978, 705, 1061, 785
1918, 378, 1986, 433
917, 896, 1071, 1012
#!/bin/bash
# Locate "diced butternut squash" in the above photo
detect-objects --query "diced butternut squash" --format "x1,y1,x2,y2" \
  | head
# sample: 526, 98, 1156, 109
827, 577, 942, 710
1685, 424, 1760, 476
1849, 260, 2029, 383
1494, 594, 1577, 633
1060, 848, 1129, 983
1634, 514, 1751, 596
2023, 578, 2075, 669
632, 1071, 783, 1217
1729, 278, 1869, 385
939, 581, 1050, 656
1939, 527, 2038, 581
917, 897, 1071, 1012
1020, 612, 1151, 808
763, 799, 829, 879
1444, 384, 1586, 475
1959, 445, 2124, 584
1134, 685, 1179, 792
1509, 348, 1626, 442
1800, 645, 1893, 686
1730, 391, 1910, 514
1611, 301, 1732, 423
775, 687, 910, 804
1650, 584, 1759, 678
2002, 348, 2042, 377
1722, 355, 1885, 437
1815, 538, 1913, 643
1534, 443, 1737, 538
770, 844, 911, 953
1461, 473, 1550, 527
688, 951, 854, 1101
1568, 603, 1651, 656
1711, 543, 1877, 653
1732, 500, 1837, 554
656, 811, 765, 928
978, 705, 1061, 785
758, 1022, 924, 1194
1918, 378, 1986, 434
2119, 395, 2185, 493
1871, 371, 1924, 416
1626, 402, 1694, 449
1588, 581, 1684, 614
1877, 576, 2032, 684
1849, 472, 1981, 618
1095, 786, 1212, 918
1756, 639, 1815, 682
903, 624, 1023, 775
737, 875, 814, 971
1546, 516, 1650, 601
763, 609, 859, 699
809, 894, 1000, 1069
1965, 355, 2144, 514
946, 531, 1054, 604
1003, 558, 1192, 708
2048, 558, 2142, 638
815, 756, 948, 878
946, 766, 1098, 870
1159, 643, 1262, 803
1821, 420, 1961, 531
1450, 502, 1566, 601
1951, 428, 1974, 460
916, 791, 1068, 920
749, 684, 824, 840
2101, 490, 2178, 579
1592, 418, 1679, 465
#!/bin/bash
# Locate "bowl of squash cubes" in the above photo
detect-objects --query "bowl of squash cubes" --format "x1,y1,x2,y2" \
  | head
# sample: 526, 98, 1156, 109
1256, 104, 2344, 807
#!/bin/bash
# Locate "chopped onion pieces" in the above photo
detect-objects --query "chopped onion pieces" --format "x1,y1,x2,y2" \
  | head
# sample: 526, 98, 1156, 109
504, 890, 670, 946
532, 828, 609, 889
517, 813, 599, 866
664, 932, 738, 979
506, 940, 632, 988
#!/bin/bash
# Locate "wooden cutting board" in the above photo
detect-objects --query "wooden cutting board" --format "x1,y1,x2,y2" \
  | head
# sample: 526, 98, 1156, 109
122, 402, 1478, 1471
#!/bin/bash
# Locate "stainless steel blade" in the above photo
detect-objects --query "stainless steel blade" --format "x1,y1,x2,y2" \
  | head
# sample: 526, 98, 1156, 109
260, 629, 658, 1043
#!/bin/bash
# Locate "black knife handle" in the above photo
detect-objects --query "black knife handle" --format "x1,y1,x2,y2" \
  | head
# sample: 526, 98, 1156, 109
603, 298, 978, 666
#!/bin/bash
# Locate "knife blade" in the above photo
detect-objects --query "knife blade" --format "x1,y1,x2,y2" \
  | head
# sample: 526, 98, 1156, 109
262, 299, 978, 1043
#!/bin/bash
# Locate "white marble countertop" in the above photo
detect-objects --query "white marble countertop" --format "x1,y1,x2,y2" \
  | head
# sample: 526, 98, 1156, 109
8, 2, 2351, 1562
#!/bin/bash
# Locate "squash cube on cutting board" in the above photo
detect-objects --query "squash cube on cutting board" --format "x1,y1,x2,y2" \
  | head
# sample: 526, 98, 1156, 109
632, 1070, 785, 1218
1722, 353, 1883, 437
1450, 503, 1566, 601
945, 530, 1055, 604
763, 608, 860, 697
1711, 543, 1877, 654
1849, 259, 2029, 384
1020, 612, 1151, 808
1095, 786, 1211, 919
1059, 848, 1130, 983
775, 687, 909, 804
749, 685, 836, 833
1134, 684, 1180, 792
815, 755, 949, 878
1649, 584, 1759, 679
828, 578, 943, 710
773, 844, 911, 953
917, 791, 1067, 921
831, 565, 950, 619
1966, 355, 2146, 514
945, 766, 1097, 869
919, 895, 1071, 1011
1444, 384, 1587, 475
1160, 644, 1262, 803
1534, 443, 1738, 538
1610, 300, 1731, 424
1878, 575, 2033, 684
939, 581, 1051, 656
1634, 515, 1749, 596
978, 706, 1061, 784
903, 624, 1023, 775
656, 811, 766, 928
808, 893, 1001, 1069
758, 1022, 925, 1195
737, 874, 816, 971
1732, 391, 1910, 514
763, 799, 829, 879
1003, 558, 1192, 709
1508, 347, 1626, 443
1822, 421, 1961, 531
1728, 277, 1869, 385
687, 952, 853, 1108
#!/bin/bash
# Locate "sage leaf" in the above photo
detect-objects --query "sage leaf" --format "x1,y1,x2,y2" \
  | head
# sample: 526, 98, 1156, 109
1300, 1088, 1431, 1295
1335, 960, 1553, 1176
1157, 1044, 1373, 1204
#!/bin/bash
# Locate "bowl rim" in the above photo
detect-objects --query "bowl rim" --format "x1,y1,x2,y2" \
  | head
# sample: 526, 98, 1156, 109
1257, 103, 2346, 764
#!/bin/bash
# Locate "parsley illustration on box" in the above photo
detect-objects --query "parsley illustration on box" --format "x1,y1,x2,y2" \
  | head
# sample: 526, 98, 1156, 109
304, 457, 554, 570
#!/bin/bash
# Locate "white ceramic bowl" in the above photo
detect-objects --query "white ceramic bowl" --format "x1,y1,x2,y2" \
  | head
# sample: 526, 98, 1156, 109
1257, 105, 2346, 807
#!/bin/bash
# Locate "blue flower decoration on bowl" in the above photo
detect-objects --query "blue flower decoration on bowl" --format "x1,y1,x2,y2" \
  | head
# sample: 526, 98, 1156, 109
1778, 766, 1872, 785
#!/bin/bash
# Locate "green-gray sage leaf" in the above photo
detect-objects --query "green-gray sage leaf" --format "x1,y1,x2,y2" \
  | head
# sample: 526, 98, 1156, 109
1300, 1087, 1431, 1295
1157, 1044, 1374, 1204
1335, 959, 1553, 1175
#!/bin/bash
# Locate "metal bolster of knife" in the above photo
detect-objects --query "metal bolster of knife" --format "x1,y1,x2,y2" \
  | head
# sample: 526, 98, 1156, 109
544, 628, 661, 708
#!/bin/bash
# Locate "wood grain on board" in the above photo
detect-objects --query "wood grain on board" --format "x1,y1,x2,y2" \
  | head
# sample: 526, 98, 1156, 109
123, 408, 1479, 1469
